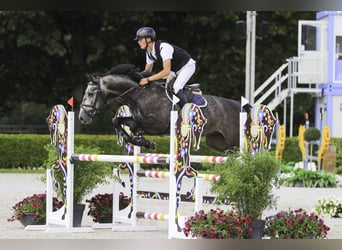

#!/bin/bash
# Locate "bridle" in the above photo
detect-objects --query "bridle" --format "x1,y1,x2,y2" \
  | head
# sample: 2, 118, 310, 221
80, 81, 103, 118
80, 77, 140, 118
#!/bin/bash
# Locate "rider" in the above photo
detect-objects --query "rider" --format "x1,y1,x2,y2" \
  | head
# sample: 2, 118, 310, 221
135, 26, 196, 107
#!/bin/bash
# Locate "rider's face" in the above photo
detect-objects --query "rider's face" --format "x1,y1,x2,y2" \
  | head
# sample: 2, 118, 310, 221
137, 37, 150, 50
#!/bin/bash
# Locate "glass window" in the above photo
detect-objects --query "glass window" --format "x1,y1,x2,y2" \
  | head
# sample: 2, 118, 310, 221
301, 25, 317, 51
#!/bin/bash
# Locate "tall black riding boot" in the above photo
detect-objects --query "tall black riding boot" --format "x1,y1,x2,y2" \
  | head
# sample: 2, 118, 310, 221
175, 89, 188, 108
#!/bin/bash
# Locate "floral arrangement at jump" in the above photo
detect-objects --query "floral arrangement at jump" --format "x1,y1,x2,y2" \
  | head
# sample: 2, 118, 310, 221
314, 195, 342, 218
264, 208, 330, 239
183, 207, 253, 239
8, 193, 64, 223
86, 192, 130, 223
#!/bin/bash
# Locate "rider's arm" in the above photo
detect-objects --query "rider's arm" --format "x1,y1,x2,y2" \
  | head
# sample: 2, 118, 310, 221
140, 60, 171, 85
149, 59, 171, 81
144, 63, 153, 72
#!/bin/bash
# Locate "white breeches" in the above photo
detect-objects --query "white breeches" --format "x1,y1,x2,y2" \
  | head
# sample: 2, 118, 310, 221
172, 58, 196, 94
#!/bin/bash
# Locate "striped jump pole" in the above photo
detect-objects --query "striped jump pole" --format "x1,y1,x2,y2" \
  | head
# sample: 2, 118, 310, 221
136, 211, 169, 221
72, 153, 226, 165
136, 169, 220, 181
139, 153, 227, 164
71, 153, 169, 164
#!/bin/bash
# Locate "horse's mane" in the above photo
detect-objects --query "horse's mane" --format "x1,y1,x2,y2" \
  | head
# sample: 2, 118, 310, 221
92, 64, 143, 83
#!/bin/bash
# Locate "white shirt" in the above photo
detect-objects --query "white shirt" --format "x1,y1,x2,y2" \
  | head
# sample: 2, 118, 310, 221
146, 42, 174, 65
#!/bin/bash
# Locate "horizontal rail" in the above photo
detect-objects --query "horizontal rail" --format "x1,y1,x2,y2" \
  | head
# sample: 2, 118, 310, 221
136, 169, 220, 181
140, 153, 227, 164
71, 153, 227, 164
136, 211, 169, 221
71, 154, 169, 164
137, 190, 227, 204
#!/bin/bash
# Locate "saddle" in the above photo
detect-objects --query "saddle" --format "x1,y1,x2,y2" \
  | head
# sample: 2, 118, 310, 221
166, 79, 206, 107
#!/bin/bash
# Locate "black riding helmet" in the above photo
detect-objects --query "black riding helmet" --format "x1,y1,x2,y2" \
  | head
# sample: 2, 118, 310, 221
134, 27, 156, 41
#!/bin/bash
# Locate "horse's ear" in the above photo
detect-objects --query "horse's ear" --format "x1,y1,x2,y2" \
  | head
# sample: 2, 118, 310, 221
85, 73, 98, 83
85, 73, 91, 81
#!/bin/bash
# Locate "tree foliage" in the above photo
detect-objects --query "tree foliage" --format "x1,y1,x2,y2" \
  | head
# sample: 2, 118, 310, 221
0, 11, 316, 133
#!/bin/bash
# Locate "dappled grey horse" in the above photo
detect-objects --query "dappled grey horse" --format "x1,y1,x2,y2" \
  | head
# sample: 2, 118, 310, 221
79, 64, 241, 152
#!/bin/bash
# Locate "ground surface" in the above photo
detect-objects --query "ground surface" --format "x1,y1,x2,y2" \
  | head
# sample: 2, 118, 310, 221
1, 173, 341, 239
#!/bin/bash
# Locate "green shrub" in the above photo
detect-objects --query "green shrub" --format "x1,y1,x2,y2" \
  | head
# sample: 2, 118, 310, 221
211, 151, 280, 220
279, 168, 337, 188
1, 133, 342, 174
304, 127, 321, 142
43, 144, 113, 203
0, 134, 49, 168
0, 133, 222, 170
281, 137, 302, 163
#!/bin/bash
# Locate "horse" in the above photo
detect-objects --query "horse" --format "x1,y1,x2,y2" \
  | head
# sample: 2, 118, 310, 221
79, 64, 242, 152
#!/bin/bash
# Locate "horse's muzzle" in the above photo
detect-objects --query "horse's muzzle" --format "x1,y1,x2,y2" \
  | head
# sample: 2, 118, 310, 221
78, 109, 93, 125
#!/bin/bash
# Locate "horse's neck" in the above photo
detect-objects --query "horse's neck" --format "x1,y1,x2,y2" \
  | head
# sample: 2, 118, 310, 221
101, 75, 139, 102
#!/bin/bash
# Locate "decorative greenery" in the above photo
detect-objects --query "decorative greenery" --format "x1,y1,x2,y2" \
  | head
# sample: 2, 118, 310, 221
183, 208, 253, 239
86, 192, 130, 223
8, 193, 64, 223
303, 127, 321, 142
0, 134, 220, 170
211, 151, 280, 220
264, 208, 330, 239
279, 167, 337, 187
314, 196, 342, 218
43, 144, 114, 204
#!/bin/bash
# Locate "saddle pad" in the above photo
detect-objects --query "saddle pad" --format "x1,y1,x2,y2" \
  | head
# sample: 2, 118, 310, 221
190, 94, 207, 108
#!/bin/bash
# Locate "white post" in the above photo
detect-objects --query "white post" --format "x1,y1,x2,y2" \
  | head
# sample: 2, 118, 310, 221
245, 11, 257, 105
66, 111, 74, 228
194, 177, 203, 212
132, 145, 140, 227
168, 108, 178, 239
46, 169, 53, 217
112, 168, 120, 224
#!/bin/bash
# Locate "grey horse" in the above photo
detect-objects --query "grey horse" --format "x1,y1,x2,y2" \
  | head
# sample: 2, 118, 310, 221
79, 64, 242, 152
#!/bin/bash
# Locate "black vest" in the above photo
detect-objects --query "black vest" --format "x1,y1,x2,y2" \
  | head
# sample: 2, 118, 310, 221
148, 40, 191, 72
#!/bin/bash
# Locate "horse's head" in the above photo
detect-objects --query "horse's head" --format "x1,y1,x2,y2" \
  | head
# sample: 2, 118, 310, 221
79, 74, 106, 125
79, 64, 142, 125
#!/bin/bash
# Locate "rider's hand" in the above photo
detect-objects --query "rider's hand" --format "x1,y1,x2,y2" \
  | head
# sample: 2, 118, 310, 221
139, 78, 150, 86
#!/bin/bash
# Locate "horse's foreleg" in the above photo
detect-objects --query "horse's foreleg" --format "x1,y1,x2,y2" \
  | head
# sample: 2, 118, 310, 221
113, 117, 135, 144
113, 117, 155, 150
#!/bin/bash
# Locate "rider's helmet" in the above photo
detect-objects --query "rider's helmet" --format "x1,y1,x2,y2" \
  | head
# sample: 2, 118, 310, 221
134, 27, 156, 41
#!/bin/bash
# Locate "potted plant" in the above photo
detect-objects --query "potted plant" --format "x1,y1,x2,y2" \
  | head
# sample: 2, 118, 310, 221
264, 208, 330, 239
279, 167, 337, 187
86, 192, 131, 223
8, 193, 64, 227
314, 195, 342, 218
210, 151, 280, 238
182, 207, 253, 239
43, 144, 114, 226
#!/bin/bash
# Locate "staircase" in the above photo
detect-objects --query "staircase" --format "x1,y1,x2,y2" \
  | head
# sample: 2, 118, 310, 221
254, 57, 322, 110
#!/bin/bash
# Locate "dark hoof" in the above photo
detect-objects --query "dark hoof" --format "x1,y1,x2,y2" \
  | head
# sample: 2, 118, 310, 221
149, 142, 156, 150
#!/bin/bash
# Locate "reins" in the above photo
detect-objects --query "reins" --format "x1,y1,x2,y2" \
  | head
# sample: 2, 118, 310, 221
113, 85, 140, 101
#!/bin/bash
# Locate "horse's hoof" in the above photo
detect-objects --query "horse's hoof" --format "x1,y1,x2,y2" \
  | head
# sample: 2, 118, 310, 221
149, 142, 156, 150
